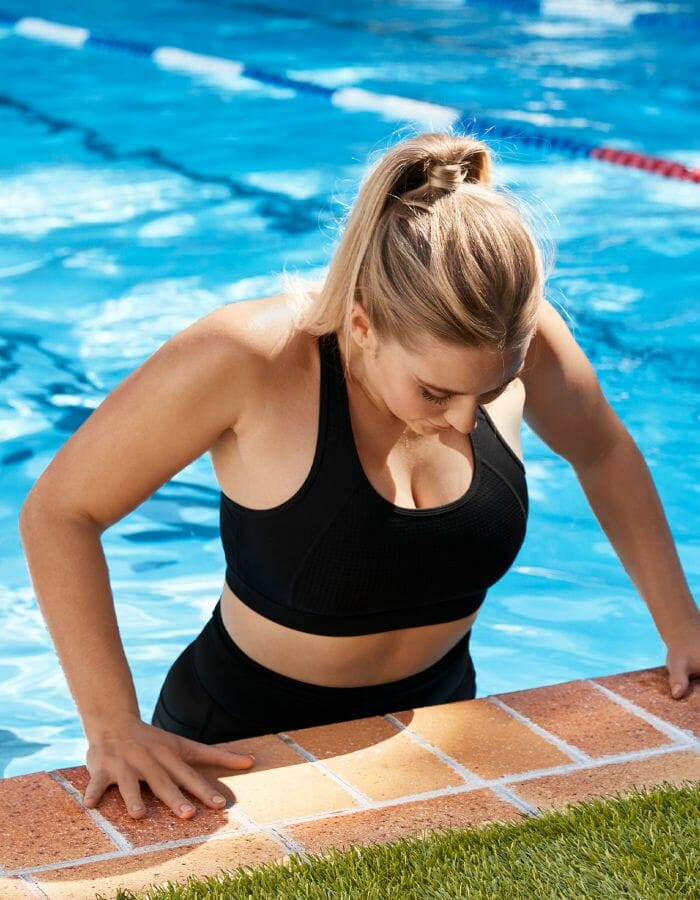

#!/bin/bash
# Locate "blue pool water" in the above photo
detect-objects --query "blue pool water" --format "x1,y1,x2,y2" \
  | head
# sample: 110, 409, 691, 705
1, 1, 698, 778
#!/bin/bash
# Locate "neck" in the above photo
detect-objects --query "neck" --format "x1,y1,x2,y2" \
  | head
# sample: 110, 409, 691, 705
334, 329, 414, 441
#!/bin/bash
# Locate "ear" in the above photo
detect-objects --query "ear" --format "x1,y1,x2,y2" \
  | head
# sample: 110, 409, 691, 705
349, 301, 378, 355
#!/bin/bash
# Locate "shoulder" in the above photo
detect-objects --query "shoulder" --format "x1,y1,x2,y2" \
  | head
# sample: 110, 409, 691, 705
520, 298, 626, 467
220, 291, 317, 370
186, 292, 316, 427
520, 297, 597, 405
522, 297, 576, 355
186, 292, 296, 353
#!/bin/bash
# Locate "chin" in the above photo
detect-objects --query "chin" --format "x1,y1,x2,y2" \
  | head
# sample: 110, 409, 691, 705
410, 421, 444, 434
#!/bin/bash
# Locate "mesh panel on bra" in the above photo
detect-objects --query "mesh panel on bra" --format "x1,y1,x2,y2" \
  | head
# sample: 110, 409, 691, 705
290, 463, 527, 618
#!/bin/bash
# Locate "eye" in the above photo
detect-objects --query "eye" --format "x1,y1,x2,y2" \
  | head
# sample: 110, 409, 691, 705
420, 387, 452, 405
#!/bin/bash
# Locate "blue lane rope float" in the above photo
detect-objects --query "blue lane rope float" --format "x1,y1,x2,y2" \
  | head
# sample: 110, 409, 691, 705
1, 12, 698, 185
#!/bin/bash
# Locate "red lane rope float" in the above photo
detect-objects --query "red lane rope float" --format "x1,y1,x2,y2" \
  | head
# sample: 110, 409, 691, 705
590, 146, 700, 183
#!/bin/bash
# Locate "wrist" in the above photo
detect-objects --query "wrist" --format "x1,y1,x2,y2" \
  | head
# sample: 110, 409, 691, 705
661, 606, 700, 646
82, 708, 142, 741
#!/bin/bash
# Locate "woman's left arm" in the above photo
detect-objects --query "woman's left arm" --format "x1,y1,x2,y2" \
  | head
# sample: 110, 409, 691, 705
521, 299, 699, 700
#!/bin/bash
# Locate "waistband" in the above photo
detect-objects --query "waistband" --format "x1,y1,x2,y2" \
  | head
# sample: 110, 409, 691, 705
193, 597, 472, 713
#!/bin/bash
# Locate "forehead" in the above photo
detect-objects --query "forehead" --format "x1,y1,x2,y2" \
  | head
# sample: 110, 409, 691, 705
397, 337, 523, 389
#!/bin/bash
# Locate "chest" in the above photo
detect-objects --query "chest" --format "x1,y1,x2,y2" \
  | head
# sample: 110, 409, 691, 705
210, 356, 526, 512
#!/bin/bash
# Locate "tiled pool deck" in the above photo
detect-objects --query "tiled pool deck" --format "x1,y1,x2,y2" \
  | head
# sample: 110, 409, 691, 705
1, 665, 698, 899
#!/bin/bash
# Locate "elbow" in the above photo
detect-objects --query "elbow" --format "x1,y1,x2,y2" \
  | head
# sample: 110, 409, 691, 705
19, 486, 103, 537
18, 489, 55, 540
19, 489, 42, 535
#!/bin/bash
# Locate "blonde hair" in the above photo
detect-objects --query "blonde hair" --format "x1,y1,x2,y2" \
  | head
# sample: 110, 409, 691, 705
283, 130, 551, 371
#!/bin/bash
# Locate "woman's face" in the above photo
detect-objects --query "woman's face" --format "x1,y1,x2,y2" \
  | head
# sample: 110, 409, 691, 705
344, 306, 527, 437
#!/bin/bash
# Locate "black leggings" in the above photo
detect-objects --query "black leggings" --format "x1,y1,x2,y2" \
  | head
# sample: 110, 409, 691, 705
151, 597, 476, 744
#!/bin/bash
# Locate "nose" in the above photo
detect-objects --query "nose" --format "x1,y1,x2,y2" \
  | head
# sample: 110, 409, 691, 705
443, 399, 479, 435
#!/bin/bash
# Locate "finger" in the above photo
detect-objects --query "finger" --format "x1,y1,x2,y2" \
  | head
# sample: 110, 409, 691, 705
179, 737, 256, 769
83, 771, 111, 809
137, 759, 200, 819
116, 769, 148, 819
157, 748, 231, 810
667, 664, 689, 699
671, 680, 688, 699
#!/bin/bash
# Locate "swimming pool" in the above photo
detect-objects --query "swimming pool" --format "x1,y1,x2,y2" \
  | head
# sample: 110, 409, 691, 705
1, 0, 698, 778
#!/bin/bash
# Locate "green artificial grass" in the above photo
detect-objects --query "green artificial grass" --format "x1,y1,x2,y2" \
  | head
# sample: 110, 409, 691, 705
109, 780, 699, 900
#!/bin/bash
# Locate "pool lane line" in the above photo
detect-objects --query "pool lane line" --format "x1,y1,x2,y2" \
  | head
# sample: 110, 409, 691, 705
200, 0, 695, 44
194, 0, 533, 53
0, 92, 325, 235
1, 12, 698, 185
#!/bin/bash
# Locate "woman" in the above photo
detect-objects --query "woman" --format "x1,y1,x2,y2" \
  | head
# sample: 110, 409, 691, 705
19, 132, 699, 822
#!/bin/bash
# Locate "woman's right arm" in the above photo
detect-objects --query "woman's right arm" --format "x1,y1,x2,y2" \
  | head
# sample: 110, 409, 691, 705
18, 304, 263, 819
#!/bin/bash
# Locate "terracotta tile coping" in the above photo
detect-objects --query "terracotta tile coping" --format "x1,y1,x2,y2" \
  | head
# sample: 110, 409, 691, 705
1, 666, 697, 899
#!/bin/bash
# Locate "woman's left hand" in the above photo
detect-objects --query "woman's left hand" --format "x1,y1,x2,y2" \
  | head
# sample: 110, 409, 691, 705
664, 610, 700, 699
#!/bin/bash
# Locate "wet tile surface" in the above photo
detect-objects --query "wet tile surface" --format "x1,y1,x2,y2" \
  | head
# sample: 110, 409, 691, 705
0, 772, 116, 869
511, 749, 700, 812
392, 698, 572, 777
33, 832, 285, 900
495, 679, 672, 756
287, 716, 466, 800
288, 788, 525, 854
0, 877, 34, 897
593, 667, 700, 737
196, 733, 361, 824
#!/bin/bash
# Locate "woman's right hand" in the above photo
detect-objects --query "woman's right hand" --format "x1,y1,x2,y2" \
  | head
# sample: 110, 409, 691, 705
82, 715, 256, 819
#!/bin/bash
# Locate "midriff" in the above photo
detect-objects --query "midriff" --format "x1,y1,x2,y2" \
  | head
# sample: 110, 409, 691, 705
219, 580, 479, 687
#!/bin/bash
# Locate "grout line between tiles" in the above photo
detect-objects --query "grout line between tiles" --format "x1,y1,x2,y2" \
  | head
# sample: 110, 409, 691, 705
587, 680, 700, 745
269, 785, 486, 829
2, 783, 521, 879
245, 746, 691, 830
271, 742, 697, 826
48, 771, 133, 851
383, 712, 487, 786
221, 797, 311, 858
486, 696, 593, 762
381, 708, 571, 818
5, 740, 695, 879
16, 874, 48, 897
276, 731, 376, 807
488, 742, 692, 784
487, 784, 542, 816
4, 830, 279, 879
274, 729, 694, 823
264, 825, 313, 860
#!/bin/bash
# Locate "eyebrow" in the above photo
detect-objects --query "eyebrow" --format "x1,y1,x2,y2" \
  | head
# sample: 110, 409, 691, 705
420, 362, 525, 396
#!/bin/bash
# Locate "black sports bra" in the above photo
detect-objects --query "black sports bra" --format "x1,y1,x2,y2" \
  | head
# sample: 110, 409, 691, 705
219, 331, 528, 636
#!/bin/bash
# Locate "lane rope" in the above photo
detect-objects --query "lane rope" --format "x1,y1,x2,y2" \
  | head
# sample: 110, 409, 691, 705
1, 12, 698, 184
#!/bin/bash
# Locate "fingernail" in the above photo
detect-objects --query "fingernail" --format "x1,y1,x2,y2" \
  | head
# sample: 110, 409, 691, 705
180, 803, 194, 814
248, 754, 255, 762
212, 795, 226, 804
672, 684, 683, 697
